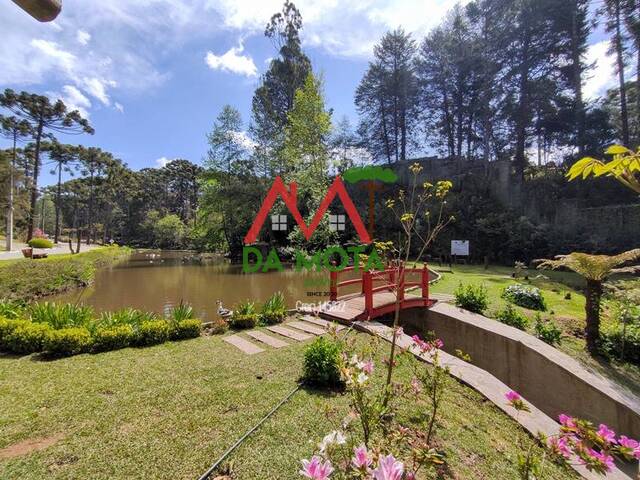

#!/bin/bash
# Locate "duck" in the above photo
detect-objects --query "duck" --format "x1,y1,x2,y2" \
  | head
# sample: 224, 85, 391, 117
216, 300, 233, 318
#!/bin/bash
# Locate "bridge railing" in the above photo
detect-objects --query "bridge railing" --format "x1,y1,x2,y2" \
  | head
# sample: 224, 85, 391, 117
329, 263, 430, 319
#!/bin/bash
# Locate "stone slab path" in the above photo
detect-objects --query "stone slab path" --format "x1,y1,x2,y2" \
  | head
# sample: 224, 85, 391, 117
246, 330, 289, 348
266, 325, 312, 341
355, 321, 630, 480
287, 321, 327, 336
223, 334, 265, 355
299, 315, 346, 331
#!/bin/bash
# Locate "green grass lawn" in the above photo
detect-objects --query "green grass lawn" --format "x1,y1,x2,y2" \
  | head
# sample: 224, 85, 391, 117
429, 264, 640, 396
0, 246, 130, 302
0, 331, 575, 479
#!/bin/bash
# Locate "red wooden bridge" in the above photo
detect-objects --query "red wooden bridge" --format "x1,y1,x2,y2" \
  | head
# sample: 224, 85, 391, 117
320, 263, 436, 322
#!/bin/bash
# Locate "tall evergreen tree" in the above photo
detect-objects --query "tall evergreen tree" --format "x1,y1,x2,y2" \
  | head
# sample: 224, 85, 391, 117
0, 89, 93, 240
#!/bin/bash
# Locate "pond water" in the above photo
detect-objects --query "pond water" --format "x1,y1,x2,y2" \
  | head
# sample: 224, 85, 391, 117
52, 250, 360, 322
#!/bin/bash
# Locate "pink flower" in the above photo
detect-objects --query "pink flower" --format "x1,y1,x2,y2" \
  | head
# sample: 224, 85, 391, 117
361, 360, 374, 375
548, 436, 571, 459
372, 454, 404, 480
596, 424, 616, 445
300, 456, 333, 480
587, 449, 615, 472
410, 377, 422, 394
558, 414, 576, 428
351, 445, 373, 470
405, 473, 416, 480
618, 436, 640, 460
394, 327, 404, 337
411, 335, 431, 353
505, 391, 521, 403
433, 338, 444, 349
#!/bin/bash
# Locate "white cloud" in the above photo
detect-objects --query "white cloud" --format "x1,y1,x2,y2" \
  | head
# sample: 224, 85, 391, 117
584, 40, 617, 100
205, 43, 257, 77
82, 77, 117, 105
114, 102, 124, 113
49, 85, 92, 118
229, 130, 257, 151
156, 156, 172, 168
76, 29, 91, 45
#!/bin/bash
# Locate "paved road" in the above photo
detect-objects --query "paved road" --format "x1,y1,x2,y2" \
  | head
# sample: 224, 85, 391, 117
0, 242, 102, 261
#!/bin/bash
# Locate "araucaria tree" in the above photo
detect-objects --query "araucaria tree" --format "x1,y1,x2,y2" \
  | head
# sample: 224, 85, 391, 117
538, 249, 640, 353
0, 89, 93, 240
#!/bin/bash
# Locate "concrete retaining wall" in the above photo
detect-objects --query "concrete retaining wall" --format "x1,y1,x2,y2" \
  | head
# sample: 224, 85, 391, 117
400, 302, 640, 439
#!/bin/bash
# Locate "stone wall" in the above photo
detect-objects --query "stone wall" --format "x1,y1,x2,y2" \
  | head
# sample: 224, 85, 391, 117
400, 302, 640, 439
392, 158, 639, 252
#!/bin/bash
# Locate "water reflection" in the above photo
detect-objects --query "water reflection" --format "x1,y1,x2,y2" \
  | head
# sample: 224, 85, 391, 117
52, 250, 361, 322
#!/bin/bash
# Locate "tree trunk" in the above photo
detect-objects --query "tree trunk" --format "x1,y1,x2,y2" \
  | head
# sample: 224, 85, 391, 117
515, 33, 531, 183
584, 279, 603, 354
27, 120, 44, 241
54, 163, 62, 244
614, 0, 631, 146
571, 0, 586, 156
5, 133, 16, 251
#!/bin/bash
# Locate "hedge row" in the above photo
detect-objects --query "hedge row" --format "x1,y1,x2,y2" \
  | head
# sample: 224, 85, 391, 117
0, 317, 201, 358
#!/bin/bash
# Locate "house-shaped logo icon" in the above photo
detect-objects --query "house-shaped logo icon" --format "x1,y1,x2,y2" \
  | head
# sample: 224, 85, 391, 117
243, 176, 371, 245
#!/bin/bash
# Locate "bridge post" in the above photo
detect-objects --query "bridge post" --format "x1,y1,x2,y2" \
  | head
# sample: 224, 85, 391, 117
330, 270, 337, 301
363, 271, 373, 318
422, 263, 429, 304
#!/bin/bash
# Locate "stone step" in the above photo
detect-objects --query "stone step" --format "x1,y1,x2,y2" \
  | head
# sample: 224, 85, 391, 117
223, 334, 264, 355
246, 330, 289, 348
287, 321, 327, 336
266, 325, 312, 341
299, 315, 346, 331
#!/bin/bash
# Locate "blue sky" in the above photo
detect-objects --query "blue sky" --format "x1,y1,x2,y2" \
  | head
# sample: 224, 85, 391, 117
0, 0, 616, 186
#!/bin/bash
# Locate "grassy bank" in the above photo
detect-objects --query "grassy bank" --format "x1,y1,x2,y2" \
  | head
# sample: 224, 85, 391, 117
0, 247, 130, 302
430, 264, 640, 396
0, 331, 574, 479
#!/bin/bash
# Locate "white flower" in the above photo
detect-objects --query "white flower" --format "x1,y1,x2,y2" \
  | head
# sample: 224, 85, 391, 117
349, 354, 359, 366
357, 372, 369, 385
318, 430, 346, 454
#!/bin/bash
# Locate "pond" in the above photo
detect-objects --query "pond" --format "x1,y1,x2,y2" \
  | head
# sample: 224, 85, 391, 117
52, 250, 358, 322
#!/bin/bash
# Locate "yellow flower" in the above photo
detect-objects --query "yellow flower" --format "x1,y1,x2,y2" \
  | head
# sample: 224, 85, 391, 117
400, 213, 414, 223
409, 162, 423, 174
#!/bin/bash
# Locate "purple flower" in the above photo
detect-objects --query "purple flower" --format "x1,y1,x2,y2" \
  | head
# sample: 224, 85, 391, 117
548, 436, 571, 459
618, 435, 640, 460
596, 424, 617, 445
351, 445, 373, 470
361, 360, 374, 375
505, 391, 521, 403
589, 449, 615, 472
300, 456, 333, 480
372, 454, 404, 480
558, 414, 576, 428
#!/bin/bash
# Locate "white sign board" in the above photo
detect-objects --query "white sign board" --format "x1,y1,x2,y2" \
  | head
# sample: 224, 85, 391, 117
451, 240, 469, 256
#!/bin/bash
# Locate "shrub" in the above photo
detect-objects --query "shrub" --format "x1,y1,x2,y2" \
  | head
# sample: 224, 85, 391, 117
230, 300, 259, 329
502, 284, 547, 311
28, 238, 54, 249
92, 325, 135, 352
454, 283, 488, 314
260, 291, 287, 325
302, 337, 342, 388
3, 322, 51, 354
97, 308, 156, 330
169, 319, 201, 340
495, 304, 529, 330
0, 317, 30, 344
29, 302, 94, 329
0, 299, 26, 319
168, 303, 194, 323
534, 315, 562, 345
136, 320, 170, 346
601, 322, 640, 364
44, 327, 92, 356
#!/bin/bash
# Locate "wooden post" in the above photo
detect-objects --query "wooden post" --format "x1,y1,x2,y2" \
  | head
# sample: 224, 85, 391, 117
422, 263, 429, 304
397, 265, 405, 303
330, 270, 338, 301
364, 271, 373, 319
